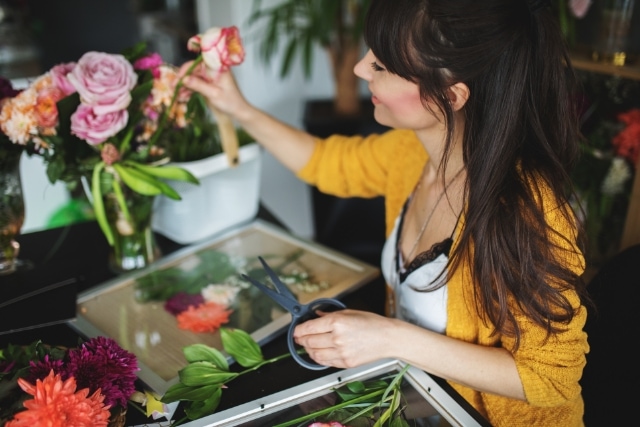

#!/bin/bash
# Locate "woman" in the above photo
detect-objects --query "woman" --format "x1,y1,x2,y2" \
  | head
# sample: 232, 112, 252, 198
181, 0, 590, 425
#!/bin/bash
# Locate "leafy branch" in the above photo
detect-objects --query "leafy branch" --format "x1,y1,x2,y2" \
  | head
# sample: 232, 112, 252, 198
161, 328, 411, 426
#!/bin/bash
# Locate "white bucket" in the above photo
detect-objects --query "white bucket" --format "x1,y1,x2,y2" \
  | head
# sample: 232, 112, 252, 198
152, 143, 262, 244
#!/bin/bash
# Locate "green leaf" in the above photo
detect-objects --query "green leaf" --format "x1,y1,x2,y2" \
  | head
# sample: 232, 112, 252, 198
179, 362, 238, 387
220, 328, 264, 367
183, 387, 223, 420
133, 251, 237, 302
113, 163, 163, 196
347, 381, 366, 394
126, 161, 199, 184
161, 383, 221, 403
183, 344, 229, 371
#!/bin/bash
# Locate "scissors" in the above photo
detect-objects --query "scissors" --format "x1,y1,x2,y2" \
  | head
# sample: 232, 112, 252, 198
241, 256, 346, 370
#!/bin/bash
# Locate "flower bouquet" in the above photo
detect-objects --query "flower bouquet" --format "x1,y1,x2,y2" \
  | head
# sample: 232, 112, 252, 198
0, 337, 139, 426
0, 26, 251, 271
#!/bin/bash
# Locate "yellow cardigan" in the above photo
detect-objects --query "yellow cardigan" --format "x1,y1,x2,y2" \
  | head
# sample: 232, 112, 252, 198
297, 129, 589, 427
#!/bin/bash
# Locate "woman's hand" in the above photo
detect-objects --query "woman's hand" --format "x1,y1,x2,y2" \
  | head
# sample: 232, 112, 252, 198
293, 309, 397, 368
178, 61, 251, 121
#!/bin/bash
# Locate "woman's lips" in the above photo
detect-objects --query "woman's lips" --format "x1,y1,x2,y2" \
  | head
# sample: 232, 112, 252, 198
371, 94, 381, 105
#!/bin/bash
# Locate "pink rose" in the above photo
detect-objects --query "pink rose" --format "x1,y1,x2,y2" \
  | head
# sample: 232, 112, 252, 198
71, 104, 128, 145
50, 62, 77, 96
68, 51, 137, 115
187, 26, 244, 75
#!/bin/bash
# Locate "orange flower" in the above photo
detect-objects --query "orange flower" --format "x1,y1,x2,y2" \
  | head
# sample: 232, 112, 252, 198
34, 86, 65, 128
177, 301, 233, 333
5, 370, 111, 427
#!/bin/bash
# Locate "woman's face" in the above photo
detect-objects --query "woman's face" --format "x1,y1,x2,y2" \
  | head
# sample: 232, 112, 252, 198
354, 49, 442, 131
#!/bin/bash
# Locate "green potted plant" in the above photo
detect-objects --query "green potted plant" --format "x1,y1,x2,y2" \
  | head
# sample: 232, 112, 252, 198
248, 0, 371, 118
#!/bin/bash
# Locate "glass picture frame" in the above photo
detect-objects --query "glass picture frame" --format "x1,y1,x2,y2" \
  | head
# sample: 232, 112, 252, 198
68, 220, 379, 394
180, 358, 491, 427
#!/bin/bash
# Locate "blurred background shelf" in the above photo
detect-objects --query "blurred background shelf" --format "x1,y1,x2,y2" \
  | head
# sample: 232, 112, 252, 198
569, 48, 640, 253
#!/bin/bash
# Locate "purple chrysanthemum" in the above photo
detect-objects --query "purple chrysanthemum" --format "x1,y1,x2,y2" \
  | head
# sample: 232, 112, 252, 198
164, 291, 205, 315
63, 336, 139, 407
27, 355, 64, 383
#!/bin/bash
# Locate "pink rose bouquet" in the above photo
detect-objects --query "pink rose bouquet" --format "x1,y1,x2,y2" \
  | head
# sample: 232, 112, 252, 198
0, 43, 203, 247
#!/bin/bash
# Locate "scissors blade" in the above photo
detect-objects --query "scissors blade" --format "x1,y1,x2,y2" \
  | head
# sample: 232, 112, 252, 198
257, 256, 298, 301
240, 257, 300, 313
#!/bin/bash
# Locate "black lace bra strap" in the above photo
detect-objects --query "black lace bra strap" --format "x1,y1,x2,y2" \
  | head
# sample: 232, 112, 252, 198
399, 238, 453, 283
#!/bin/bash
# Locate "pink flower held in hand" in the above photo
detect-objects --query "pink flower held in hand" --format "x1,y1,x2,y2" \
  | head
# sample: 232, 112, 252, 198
71, 104, 128, 145
50, 62, 77, 96
68, 51, 137, 114
188, 26, 245, 76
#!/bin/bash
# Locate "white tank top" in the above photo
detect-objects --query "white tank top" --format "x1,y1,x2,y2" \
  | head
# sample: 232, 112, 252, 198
381, 214, 449, 334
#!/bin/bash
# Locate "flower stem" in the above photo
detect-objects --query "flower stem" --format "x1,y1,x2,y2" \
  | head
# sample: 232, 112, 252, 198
237, 352, 294, 375
112, 178, 131, 224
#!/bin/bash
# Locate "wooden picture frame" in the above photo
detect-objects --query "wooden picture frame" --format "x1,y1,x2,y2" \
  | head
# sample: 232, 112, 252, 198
68, 220, 379, 394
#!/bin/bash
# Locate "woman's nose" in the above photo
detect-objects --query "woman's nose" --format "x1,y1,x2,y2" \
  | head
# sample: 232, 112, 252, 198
353, 49, 374, 81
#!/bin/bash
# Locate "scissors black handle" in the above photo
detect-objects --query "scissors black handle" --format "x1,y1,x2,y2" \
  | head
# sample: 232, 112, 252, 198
287, 298, 346, 370
241, 256, 346, 370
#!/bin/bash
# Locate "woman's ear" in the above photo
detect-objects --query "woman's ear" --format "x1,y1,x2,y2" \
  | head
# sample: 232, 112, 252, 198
448, 82, 470, 111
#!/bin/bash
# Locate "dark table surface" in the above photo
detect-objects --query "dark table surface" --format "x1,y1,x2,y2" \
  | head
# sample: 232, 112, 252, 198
0, 207, 391, 425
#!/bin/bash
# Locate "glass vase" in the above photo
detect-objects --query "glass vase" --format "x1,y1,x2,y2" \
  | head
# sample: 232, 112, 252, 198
103, 184, 161, 273
0, 148, 25, 275
592, 0, 636, 66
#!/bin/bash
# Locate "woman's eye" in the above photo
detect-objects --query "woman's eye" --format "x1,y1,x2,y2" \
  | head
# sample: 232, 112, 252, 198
370, 61, 385, 72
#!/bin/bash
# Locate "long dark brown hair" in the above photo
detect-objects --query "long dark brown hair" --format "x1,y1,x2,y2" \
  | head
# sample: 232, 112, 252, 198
365, 0, 589, 348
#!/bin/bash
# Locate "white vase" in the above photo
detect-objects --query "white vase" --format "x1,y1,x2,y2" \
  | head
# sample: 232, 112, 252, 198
152, 143, 262, 244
